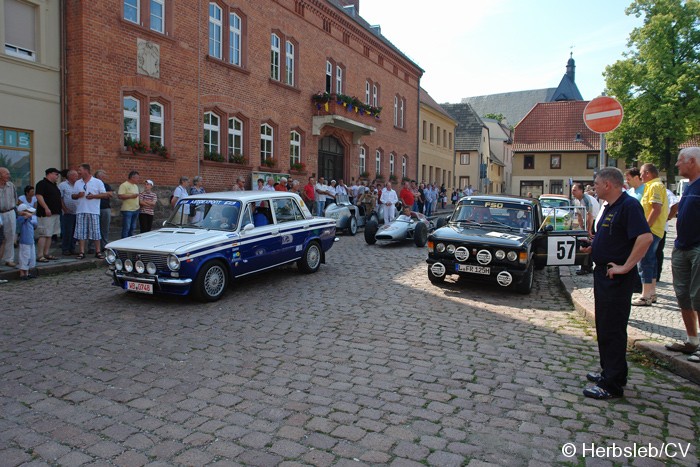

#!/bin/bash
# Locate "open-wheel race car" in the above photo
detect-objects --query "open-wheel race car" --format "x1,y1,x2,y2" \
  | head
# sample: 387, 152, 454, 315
364, 207, 445, 247
323, 193, 383, 235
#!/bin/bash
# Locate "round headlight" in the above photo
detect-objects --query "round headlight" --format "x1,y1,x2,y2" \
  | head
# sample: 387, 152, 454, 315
115, 259, 123, 271
105, 248, 117, 264
436, 243, 445, 253
446, 244, 456, 254
124, 259, 134, 272
167, 254, 180, 271
507, 251, 518, 262
495, 250, 506, 260
146, 262, 157, 275
135, 260, 145, 274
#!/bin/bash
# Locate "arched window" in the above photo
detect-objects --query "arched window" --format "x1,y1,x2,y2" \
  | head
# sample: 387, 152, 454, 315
204, 112, 220, 154
228, 117, 243, 157
123, 96, 139, 142
389, 153, 395, 175
260, 123, 274, 163
270, 33, 280, 80
208, 3, 222, 59
289, 130, 301, 165
375, 149, 381, 175
229, 12, 241, 65
359, 146, 366, 174
149, 102, 164, 146
402, 156, 407, 179
285, 41, 295, 86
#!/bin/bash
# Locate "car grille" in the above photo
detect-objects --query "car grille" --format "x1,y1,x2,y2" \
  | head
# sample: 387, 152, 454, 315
116, 251, 169, 270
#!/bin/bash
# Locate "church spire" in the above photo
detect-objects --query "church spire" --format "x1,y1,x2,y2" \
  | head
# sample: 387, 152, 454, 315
566, 52, 575, 83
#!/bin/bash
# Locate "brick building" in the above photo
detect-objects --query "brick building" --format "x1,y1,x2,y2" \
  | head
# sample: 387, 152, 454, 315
64, 0, 423, 192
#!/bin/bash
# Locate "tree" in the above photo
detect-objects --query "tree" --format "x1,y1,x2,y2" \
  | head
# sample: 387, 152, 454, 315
604, 0, 700, 179
483, 113, 506, 123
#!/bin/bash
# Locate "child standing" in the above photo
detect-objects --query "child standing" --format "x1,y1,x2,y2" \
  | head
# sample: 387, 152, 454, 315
16, 204, 37, 280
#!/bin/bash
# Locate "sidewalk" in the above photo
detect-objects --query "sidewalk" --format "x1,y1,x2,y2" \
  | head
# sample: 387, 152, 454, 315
559, 219, 700, 385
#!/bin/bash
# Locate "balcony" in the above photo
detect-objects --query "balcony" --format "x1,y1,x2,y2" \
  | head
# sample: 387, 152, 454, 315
311, 93, 378, 144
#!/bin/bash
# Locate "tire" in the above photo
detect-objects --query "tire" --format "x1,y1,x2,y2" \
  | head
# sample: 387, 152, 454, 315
414, 222, 429, 247
514, 261, 534, 294
436, 217, 448, 229
193, 260, 228, 302
297, 241, 322, 273
369, 213, 379, 225
364, 220, 378, 245
427, 264, 446, 284
347, 215, 358, 236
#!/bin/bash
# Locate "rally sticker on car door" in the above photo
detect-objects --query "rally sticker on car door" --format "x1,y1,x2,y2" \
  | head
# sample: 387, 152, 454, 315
547, 236, 577, 265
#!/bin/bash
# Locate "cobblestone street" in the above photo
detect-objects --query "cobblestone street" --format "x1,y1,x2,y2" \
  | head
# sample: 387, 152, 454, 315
1, 234, 699, 466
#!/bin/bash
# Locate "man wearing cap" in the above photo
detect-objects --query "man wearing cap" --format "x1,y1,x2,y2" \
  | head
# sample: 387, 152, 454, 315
118, 170, 140, 238
0, 166, 18, 267
138, 179, 157, 233
34, 167, 63, 262
16, 203, 37, 279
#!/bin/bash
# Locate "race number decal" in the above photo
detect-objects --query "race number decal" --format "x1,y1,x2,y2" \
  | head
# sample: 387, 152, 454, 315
547, 236, 576, 265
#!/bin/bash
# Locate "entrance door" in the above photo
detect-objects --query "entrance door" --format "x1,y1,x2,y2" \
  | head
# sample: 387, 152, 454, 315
318, 136, 344, 181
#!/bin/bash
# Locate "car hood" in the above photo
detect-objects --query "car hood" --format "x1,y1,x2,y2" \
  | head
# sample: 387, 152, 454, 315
105, 228, 235, 255
431, 224, 533, 247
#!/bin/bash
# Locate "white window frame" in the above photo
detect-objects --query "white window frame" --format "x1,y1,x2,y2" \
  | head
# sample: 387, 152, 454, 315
204, 111, 220, 154
123, 96, 140, 142
285, 40, 295, 86
375, 150, 381, 175
389, 153, 395, 175
228, 117, 243, 157
229, 12, 241, 66
261, 123, 274, 162
359, 147, 366, 175
325, 61, 333, 94
336, 65, 343, 94
149, 102, 164, 146
399, 98, 405, 128
393, 96, 398, 126
208, 3, 222, 59
290, 131, 301, 165
124, 0, 139, 24
372, 84, 378, 106
402, 156, 407, 179
460, 153, 470, 165
150, 0, 164, 33
270, 33, 280, 81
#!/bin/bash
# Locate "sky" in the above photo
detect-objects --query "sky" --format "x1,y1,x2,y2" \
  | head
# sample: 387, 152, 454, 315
359, 0, 644, 103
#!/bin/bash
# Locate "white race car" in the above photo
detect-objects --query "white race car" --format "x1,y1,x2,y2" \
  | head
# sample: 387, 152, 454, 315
364, 210, 445, 247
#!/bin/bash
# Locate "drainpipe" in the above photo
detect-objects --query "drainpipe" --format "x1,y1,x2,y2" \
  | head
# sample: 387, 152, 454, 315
197, 0, 202, 177
59, 0, 67, 169
415, 86, 420, 182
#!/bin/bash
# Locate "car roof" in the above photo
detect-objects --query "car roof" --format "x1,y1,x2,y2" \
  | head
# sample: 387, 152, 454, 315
460, 194, 537, 206
184, 190, 302, 202
539, 194, 569, 199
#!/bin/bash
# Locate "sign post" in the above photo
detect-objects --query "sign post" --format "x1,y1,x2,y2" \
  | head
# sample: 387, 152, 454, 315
583, 96, 623, 169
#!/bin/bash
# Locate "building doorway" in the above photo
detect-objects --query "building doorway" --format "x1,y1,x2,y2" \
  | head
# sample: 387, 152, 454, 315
318, 136, 344, 182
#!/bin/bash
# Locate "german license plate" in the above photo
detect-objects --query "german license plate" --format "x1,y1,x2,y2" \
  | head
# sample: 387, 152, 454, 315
456, 264, 490, 275
126, 281, 153, 294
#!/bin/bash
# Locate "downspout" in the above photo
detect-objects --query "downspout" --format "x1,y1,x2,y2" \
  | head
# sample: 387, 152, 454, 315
415, 85, 420, 182
59, 0, 67, 169
197, 0, 202, 176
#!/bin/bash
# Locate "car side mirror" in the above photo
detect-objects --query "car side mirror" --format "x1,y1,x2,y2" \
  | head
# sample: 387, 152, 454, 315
162, 220, 167, 227
242, 223, 255, 232
544, 224, 554, 232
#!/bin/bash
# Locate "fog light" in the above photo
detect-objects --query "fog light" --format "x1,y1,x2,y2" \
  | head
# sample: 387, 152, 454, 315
446, 244, 456, 254
495, 250, 506, 260
135, 260, 145, 274
115, 259, 123, 271
124, 259, 133, 272
436, 243, 445, 253
146, 262, 157, 275
507, 251, 518, 262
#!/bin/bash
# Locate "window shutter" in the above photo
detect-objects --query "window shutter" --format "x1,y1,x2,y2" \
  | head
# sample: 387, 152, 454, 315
5, 0, 36, 52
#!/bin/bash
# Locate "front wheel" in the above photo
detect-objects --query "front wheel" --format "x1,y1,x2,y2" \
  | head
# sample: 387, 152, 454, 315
298, 241, 322, 273
193, 260, 229, 302
347, 216, 358, 236
514, 261, 534, 294
414, 222, 429, 247
364, 220, 378, 245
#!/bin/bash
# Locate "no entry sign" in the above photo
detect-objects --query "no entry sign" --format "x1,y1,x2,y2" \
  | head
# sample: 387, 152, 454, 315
583, 96, 623, 133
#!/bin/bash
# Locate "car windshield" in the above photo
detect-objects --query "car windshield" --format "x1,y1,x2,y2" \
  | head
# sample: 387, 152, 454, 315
540, 198, 570, 208
166, 199, 242, 231
453, 201, 534, 231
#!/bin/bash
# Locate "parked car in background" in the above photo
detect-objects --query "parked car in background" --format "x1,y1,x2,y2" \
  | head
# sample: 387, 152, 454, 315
104, 192, 336, 301
323, 193, 380, 235
364, 208, 442, 247
539, 194, 575, 230
427, 195, 590, 294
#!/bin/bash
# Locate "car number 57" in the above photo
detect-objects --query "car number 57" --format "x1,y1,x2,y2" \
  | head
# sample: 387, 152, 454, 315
547, 236, 576, 265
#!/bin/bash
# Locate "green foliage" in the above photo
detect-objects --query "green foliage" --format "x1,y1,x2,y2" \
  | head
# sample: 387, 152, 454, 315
604, 0, 700, 174
203, 149, 224, 162
483, 113, 506, 123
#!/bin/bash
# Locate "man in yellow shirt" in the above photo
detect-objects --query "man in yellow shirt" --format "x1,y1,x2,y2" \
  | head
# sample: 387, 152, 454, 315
118, 170, 141, 238
632, 163, 669, 306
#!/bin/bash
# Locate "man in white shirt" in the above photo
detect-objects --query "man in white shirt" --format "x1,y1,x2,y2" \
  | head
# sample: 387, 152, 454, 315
315, 177, 329, 216
326, 180, 338, 208
71, 163, 108, 259
380, 181, 398, 224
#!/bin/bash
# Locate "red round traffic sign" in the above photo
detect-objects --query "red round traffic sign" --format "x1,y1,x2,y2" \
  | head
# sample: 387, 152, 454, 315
583, 96, 623, 133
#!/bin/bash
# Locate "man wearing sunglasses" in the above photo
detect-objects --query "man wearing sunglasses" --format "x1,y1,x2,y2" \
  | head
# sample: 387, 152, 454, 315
71, 163, 109, 259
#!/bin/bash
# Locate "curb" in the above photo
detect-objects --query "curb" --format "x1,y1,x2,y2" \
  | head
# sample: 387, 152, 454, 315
0, 257, 104, 281
559, 267, 700, 386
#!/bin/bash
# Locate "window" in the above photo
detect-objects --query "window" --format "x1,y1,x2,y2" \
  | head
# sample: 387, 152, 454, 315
460, 153, 470, 165
5, 0, 36, 61
260, 123, 273, 163
448, 132, 452, 150
402, 156, 407, 179
550, 180, 563, 195
365, 81, 371, 105
273, 198, 303, 223
124, 0, 139, 23
149, 103, 164, 146
150, 0, 164, 33
443, 129, 447, 147
430, 124, 434, 143
524, 155, 535, 170
270, 34, 280, 80
372, 84, 378, 106
285, 41, 295, 86
375, 150, 382, 175
399, 98, 404, 128
290, 130, 301, 165
586, 154, 596, 169
359, 147, 366, 174
437, 126, 441, 145
209, 3, 223, 59
123, 97, 140, 142
422, 121, 427, 140
325, 61, 333, 93
389, 153, 395, 175
228, 117, 243, 159
229, 13, 241, 66
336, 65, 343, 94
204, 112, 220, 154
393, 96, 398, 126
550, 154, 561, 169
0, 126, 32, 199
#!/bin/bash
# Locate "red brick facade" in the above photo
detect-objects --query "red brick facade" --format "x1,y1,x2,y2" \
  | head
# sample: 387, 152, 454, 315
64, 0, 422, 191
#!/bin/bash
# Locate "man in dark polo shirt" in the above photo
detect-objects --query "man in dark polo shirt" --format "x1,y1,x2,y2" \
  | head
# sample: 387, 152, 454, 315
581, 167, 652, 399
35, 168, 63, 262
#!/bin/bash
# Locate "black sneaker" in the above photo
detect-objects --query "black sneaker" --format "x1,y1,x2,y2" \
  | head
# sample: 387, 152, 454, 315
586, 372, 603, 383
583, 385, 622, 400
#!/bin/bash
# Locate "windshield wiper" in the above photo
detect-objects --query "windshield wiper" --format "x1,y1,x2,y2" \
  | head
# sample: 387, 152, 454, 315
482, 220, 513, 229
455, 219, 482, 227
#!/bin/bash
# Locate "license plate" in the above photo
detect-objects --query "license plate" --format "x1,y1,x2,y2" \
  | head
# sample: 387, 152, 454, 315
456, 264, 490, 275
126, 281, 153, 294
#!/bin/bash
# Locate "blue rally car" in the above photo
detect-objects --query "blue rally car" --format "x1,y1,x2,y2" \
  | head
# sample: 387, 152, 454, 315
104, 191, 336, 301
